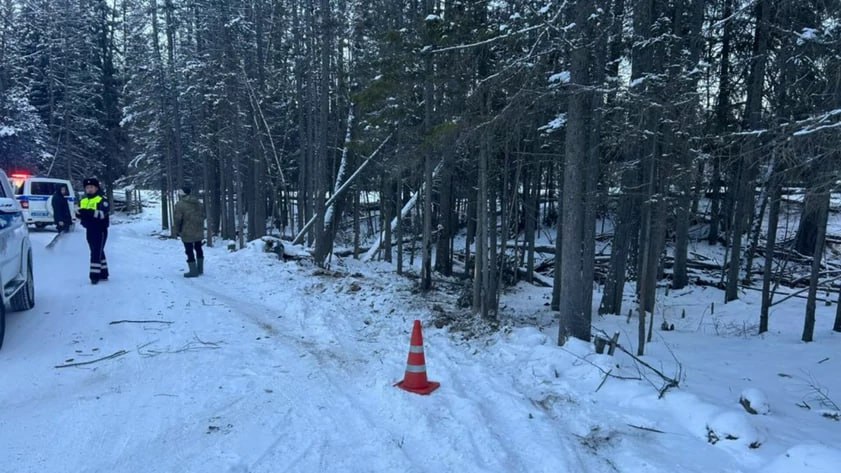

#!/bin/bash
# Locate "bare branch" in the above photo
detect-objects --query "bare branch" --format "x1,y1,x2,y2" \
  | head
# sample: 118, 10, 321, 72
55, 350, 129, 369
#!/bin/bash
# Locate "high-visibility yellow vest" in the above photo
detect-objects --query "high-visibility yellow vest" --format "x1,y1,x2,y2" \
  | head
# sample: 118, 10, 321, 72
80, 195, 103, 210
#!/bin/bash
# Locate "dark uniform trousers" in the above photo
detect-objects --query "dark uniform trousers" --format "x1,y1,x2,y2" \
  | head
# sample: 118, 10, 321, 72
183, 241, 204, 263
87, 229, 109, 281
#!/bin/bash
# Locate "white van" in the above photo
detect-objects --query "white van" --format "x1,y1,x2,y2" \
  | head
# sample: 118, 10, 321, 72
8, 173, 77, 229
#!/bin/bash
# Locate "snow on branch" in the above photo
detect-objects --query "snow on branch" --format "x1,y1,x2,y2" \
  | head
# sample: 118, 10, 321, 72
548, 71, 570, 84
791, 108, 841, 137
539, 114, 567, 133
426, 9, 563, 55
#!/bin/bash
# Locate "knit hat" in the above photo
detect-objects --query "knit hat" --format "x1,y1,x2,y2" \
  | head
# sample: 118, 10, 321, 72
83, 178, 100, 188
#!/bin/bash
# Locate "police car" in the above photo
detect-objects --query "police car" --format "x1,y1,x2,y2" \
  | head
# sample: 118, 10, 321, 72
0, 169, 36, 350
8, 173, 77, 229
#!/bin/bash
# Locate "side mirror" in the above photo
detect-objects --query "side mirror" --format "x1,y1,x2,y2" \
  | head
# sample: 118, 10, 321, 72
0, 197, 21, 214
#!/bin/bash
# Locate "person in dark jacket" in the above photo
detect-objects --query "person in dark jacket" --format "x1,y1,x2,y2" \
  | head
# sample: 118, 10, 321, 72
51, 185, 73, 232
173, 186, 206, 277
76, 178, 110, 284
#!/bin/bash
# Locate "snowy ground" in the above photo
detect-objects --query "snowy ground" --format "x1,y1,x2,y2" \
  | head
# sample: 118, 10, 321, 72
1, 201, 840, 472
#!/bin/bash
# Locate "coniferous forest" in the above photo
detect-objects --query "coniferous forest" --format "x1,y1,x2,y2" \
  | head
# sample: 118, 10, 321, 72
1, 1, 840, 349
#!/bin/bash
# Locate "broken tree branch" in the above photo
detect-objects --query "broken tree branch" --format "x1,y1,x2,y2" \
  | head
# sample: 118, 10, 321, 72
627, 424, 667, 434
362, 159, 444, 262
109, 320, 174, 325
594, 329, 681, 398
293, 132, 393, 245
55, 350, 129, 369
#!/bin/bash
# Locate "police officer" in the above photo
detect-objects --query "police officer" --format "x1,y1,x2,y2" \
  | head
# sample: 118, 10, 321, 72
76, 178, 110, 284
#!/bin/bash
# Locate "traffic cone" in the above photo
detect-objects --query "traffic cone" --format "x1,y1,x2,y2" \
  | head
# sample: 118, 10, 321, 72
395, 320, 440, 395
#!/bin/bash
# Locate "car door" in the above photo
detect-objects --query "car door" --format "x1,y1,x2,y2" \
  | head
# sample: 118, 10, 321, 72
0, 172, 25, 286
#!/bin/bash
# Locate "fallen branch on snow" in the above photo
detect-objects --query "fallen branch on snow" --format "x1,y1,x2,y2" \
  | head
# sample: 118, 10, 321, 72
627, 423, 667, 434
594, 329, 682, 399
559, 347, 643, 393
55, 350, 129, 369
109, 320, 174, 325
138, 335, 222, 357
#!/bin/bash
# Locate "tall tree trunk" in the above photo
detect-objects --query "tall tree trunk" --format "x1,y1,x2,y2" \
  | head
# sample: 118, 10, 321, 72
671, 0, 704, 290
353, 183, 360, 258
708, 156, 722, 244
150, 0, 174, 229
312, 0, 332, 266
672, 174, 691, 289
709, 0, 735, 245
473, 142, 487, 314
558, 0, 594, 345
582, 0, 607, 318
599, 170, 634, 315
163, 0, 183, 188
486, 161, 498, 318
802, 185, 829, 342
725, 156, 753, 302
435, 155, 453, 276
744, 164, 773, 284
420, 0, 435, 291
759, 176, 780, 333
724, 0, 768, 301
637, 163, 654, 356
551, 162, 563, 312
794, 191, 824, 256
524, 161, 537, 283
397, 177, 404, 275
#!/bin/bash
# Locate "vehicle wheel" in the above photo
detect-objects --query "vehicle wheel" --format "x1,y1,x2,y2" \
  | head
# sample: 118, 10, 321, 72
35, 223, 46, 229
10, 253, 35, 311
0, 297, 5, 350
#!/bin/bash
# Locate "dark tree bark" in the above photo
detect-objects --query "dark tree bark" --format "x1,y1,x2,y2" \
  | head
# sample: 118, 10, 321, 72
671, 0, 704, 290
312, 0, 333, 266
582, 0, 608, 320
420, 0, 435, 291
523, 161, 537, 283
599, 169, 635, 315
759, 177, 781, 333
724, 0, 769, 301
802, 185, 829, 342
794, 191, 823, 256
558, 0, 595, 345
435, 156, 453, 276
709, 0, 735, 246
383, 177, 393, 262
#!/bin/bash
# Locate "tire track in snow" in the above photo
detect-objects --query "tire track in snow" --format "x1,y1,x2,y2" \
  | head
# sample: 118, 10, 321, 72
197, 255, 599, 472
172, 280, 415, 471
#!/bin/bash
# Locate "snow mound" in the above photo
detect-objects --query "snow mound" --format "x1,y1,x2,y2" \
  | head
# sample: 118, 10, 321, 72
739, 388, 770, 415
705, 411, 763, 449
765, 444, 841, 473
282, 243, 311, 258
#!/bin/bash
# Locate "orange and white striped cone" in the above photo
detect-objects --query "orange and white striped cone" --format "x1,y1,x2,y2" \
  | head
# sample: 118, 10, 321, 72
395, 320, 440, 395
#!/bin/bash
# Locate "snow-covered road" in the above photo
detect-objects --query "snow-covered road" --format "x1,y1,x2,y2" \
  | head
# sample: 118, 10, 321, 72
0, 211, 589, 473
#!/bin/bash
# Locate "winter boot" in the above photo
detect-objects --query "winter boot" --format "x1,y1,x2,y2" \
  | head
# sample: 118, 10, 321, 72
184, 261, 199, 278
197, 258, 204, 275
